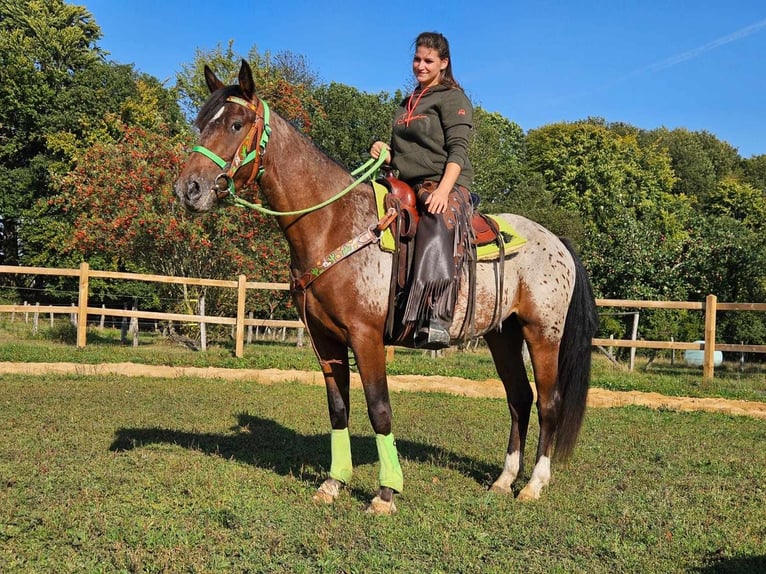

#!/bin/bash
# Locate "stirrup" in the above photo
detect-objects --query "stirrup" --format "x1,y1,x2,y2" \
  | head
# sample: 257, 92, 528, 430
413, 320, 450, 350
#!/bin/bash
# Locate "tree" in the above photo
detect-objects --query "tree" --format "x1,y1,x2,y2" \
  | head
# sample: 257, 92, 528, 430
0, 0, 186, 268
468, 109, 525, 208
702, 176, 766, 231
644, 127, 717, 203
175, 41, 320, 133
309, 82, 399, 169
742, 154, 766, 192
526, 119, 679, 228
0, 0, 101, 264
681, 215, 766, 344
525, 119, 693, 303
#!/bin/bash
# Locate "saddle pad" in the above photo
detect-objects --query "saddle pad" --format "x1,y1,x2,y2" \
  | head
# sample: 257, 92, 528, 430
373, 182, 526, 260
476, 215, 527, 260
373, 181, 397, 252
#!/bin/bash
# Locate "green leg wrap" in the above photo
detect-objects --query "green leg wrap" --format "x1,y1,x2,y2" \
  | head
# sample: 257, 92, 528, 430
329, 428, 353, 484
376, 433, 404, 493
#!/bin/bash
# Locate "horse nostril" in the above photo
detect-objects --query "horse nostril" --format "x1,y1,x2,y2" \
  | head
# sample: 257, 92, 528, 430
186, 180, 201, 200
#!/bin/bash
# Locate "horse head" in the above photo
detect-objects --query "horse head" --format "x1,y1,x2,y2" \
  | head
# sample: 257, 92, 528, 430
174, 60, 268, 213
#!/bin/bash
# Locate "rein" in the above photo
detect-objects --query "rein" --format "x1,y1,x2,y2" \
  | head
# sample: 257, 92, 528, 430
232, 154, 387, 216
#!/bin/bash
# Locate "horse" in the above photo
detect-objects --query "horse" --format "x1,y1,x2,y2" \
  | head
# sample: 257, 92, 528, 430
174, 60, 598, 514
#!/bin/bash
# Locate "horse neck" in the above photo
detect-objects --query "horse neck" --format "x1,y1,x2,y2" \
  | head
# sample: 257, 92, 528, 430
258, 113, 376, 272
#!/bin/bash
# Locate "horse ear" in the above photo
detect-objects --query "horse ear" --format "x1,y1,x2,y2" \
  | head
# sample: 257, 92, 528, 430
238, 59, 256, 100
204, 65, 225, 94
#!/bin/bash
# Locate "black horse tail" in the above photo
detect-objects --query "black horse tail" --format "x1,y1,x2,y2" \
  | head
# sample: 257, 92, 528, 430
554, 238, 599, 461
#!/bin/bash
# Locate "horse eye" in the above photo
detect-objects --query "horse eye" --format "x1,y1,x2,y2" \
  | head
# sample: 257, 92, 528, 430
232, 120, 243, 131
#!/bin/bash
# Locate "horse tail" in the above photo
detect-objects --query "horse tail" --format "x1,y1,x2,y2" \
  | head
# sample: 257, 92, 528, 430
554, 238, 599, 461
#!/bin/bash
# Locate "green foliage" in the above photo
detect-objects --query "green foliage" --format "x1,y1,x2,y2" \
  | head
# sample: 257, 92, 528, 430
702, 176, 766, 230
501, 173, 586, 243
23, 121, 292, 318
742, 153, 766, 190
643, 127, 717, 202
0, 0, 101, 263
469, 109, 525, 206
310, 82, 399, 168
526, 119, 678, 226
0, 1, 186, 269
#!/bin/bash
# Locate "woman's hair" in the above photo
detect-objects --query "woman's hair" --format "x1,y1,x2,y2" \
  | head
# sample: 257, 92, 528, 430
414, 31, 462, 90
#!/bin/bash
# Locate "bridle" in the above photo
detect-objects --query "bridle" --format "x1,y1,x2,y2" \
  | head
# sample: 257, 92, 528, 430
191, 95, 271, 201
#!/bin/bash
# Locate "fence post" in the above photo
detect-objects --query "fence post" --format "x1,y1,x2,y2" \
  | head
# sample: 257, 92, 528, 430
130, 299, 139, 348
629, 311, 639, 371
235, 275, 246, 358
703, 294, 717, 381
199, 295, 207, 352
77, 261, 89, 348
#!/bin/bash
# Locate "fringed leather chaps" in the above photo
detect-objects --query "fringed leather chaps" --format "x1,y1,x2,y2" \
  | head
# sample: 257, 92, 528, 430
403, 182, 474, 329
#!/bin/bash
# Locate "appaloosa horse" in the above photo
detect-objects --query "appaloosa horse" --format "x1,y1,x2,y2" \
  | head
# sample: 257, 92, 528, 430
174, 60, 598, 514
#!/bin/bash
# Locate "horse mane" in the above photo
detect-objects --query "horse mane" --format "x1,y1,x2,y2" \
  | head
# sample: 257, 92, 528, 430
195, 86, 241, 130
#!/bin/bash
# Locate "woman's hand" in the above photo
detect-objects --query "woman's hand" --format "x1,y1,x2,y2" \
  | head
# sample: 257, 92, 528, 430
424, 162, 462, 214
370, 141, 391, 163
424, 186, 451, 214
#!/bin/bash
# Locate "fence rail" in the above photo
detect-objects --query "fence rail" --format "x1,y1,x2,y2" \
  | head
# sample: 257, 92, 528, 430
2, 264, 765, 379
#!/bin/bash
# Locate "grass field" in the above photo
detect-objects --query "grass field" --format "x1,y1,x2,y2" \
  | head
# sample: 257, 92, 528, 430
2, 372, 765, 573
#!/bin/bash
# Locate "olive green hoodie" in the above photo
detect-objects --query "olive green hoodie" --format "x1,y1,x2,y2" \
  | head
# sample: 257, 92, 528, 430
390, 84, 474, 190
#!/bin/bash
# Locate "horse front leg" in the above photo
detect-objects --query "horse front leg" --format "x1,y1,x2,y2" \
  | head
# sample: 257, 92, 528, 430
353, 331, 402, 515
310, 336, 354, 505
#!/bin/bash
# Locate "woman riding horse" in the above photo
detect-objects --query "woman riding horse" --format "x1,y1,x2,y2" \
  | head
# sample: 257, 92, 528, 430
175, 58, 598, 514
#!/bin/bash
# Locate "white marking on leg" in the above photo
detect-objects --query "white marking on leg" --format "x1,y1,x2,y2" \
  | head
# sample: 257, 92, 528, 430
518, 455, 551, 501
312, 478, 341, 504
490, 451, 520, 494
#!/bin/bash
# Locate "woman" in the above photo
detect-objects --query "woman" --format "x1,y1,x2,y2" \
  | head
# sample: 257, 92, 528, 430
371, 31, 475, 349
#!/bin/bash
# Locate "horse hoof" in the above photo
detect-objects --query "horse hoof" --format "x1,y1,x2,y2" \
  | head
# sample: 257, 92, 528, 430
517, 485, 540, 502
312, 479, 341, 504
365, 495, 397, 515
489, 482, 513, 495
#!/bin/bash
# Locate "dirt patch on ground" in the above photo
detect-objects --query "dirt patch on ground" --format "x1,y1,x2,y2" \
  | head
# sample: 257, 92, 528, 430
3, 361, 765, 420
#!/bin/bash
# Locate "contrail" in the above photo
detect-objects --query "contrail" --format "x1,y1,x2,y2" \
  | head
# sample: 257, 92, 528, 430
549, 17, 766, 104
639, 17, 766, 74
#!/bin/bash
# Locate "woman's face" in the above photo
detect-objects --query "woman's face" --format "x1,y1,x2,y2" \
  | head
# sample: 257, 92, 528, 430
412, 46, 448, 88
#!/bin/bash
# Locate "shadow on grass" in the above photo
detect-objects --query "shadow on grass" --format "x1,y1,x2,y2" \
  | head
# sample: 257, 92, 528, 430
694, 554, 766, 573
110, 412, 500, 498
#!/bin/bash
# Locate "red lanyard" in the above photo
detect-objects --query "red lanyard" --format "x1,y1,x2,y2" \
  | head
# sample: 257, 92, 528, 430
405, 87, 429, 127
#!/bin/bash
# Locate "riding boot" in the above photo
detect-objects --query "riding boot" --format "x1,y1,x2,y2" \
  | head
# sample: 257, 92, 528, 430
414, 318, 451, 350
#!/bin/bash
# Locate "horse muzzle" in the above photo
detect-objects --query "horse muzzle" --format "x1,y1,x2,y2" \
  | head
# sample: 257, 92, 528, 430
174, 176, 218, 213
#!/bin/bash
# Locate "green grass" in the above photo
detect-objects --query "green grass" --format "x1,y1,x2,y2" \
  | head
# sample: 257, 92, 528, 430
1, 374, 765, 573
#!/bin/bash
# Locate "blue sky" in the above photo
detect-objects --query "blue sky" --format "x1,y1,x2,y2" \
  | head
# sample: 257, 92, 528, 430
81, 0, 766, 158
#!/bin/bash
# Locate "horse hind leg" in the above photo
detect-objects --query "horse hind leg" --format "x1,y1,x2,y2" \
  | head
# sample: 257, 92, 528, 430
484, 318, 534, 495
518, 334, 560, 501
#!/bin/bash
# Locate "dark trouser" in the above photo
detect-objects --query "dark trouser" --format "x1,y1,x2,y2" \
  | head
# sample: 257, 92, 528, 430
403, 182, 473, 341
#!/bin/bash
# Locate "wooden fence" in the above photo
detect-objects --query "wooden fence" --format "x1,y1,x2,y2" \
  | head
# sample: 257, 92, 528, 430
1, 264, 765, 379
